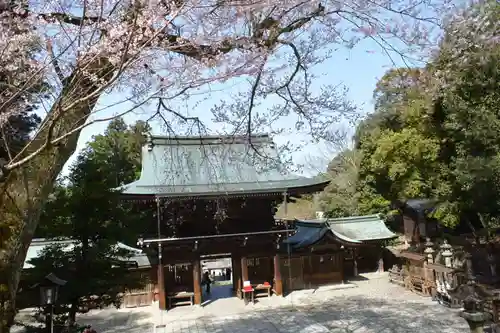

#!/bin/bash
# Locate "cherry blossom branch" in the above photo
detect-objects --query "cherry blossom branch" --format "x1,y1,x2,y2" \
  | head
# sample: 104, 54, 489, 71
3, 95, 155, 172
150, 98, 207, 136
247, 58, 267, 139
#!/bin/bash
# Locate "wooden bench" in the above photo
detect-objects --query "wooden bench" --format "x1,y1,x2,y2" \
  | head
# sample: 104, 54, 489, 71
168, 291, 194, 308
254, 284, 271, 298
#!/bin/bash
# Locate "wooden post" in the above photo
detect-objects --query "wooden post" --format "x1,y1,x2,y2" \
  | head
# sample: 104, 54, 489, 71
353, 248, 358, 277
241, 257, 249, 282
232, 255, 242, 298
157, 264, 167, 310
340, 252, 345, 283
378, 247, 385, 273
230, 257, 236, 291
149, 265, 156, 304
192, 259, 202, 305
273, 254, 283, 296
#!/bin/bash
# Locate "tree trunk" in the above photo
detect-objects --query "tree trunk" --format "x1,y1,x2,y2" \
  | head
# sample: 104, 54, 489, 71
0, 58, 114, 333
68, 297, 79, 324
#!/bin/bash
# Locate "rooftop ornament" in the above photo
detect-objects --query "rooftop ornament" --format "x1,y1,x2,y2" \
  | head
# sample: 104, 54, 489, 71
449, 251, 493, 333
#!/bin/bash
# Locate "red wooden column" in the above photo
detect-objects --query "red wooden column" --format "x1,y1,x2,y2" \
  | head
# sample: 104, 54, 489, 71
157, 263, 167, 310
273, 254, 283, 296
192, 259, 202, 305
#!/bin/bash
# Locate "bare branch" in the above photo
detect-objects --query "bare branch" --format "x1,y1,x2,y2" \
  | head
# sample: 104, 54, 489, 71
45, 39, 65, 83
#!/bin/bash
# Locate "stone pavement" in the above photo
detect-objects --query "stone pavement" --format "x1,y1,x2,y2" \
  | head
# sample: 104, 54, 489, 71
13, 273, 468, 333
20, 273, 472, 333
150, 273, 470, 333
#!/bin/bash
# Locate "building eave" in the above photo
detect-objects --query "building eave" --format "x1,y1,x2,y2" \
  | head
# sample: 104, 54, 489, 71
116, 133, 329, 198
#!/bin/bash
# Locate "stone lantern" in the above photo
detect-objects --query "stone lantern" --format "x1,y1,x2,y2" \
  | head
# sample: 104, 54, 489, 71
449, 252, 493, 333
424, 238, 435, 264
487, 244, 497, 279
441, 240, 453, 268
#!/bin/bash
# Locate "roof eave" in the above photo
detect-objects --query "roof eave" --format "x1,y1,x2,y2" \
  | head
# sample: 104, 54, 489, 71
118, 179, 330, 199
331, 232, 362, 244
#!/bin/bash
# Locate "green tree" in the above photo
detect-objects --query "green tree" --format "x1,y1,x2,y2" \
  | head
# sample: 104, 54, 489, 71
428, 0, 500, 228
319, 149, 362, 217
31, 119, 151, 322
356, 0, 500, 228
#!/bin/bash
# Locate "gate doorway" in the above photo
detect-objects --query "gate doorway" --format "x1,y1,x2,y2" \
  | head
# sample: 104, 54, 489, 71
201, 254, 234, 304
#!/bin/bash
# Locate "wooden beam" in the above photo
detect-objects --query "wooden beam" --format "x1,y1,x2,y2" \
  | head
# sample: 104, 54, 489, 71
161, 242, 277, 261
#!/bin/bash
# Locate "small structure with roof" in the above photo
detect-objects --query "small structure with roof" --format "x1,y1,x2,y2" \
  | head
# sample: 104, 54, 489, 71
279, 214, 396, 290
23, 238, 151, 270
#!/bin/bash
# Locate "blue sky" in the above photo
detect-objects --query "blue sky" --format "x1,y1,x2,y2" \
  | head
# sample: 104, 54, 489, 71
61, 38, 406, 177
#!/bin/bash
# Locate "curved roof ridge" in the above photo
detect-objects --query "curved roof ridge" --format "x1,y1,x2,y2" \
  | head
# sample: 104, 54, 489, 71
148, 134, 272, 146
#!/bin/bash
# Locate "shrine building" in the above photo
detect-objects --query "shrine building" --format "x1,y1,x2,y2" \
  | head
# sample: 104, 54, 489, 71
118, 134, 396, 309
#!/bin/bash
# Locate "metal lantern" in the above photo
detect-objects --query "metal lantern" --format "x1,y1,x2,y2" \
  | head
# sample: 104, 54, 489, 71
37, 273, 67, 306
32, 273, 67, 333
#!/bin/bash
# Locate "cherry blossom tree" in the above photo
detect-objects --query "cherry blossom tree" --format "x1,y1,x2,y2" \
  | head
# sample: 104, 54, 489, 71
0, 0, 454, 329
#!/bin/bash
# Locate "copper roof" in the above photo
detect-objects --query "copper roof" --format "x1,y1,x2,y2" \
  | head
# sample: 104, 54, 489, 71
118, 134, 329, 198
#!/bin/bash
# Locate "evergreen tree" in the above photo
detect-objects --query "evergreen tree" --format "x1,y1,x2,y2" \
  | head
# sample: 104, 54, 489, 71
29, 119, 152, 322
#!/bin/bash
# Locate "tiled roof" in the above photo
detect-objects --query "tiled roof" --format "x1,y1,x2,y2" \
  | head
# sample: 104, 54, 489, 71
283, 214, 396, 249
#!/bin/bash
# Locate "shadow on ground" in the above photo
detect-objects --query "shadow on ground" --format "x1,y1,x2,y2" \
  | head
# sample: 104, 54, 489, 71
161, 296, 471, 333
12, 309, 151, 333
78, 309, 151, 333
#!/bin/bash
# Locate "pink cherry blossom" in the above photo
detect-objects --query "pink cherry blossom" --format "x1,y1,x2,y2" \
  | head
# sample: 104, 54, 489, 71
0, 0, 478, 171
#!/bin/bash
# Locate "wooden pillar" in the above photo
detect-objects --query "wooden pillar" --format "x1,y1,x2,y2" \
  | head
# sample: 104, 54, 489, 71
241, 257, 249, 283
273, 254, 283, 296
232, 255, 242, 298
149, 265, 156, 303
353, 248, 358, 277
192, 259, 202, 305
378, 247, 385, 273
157, 264, 167, 310
231, 257, 236, 291
340, 251, 345, 283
